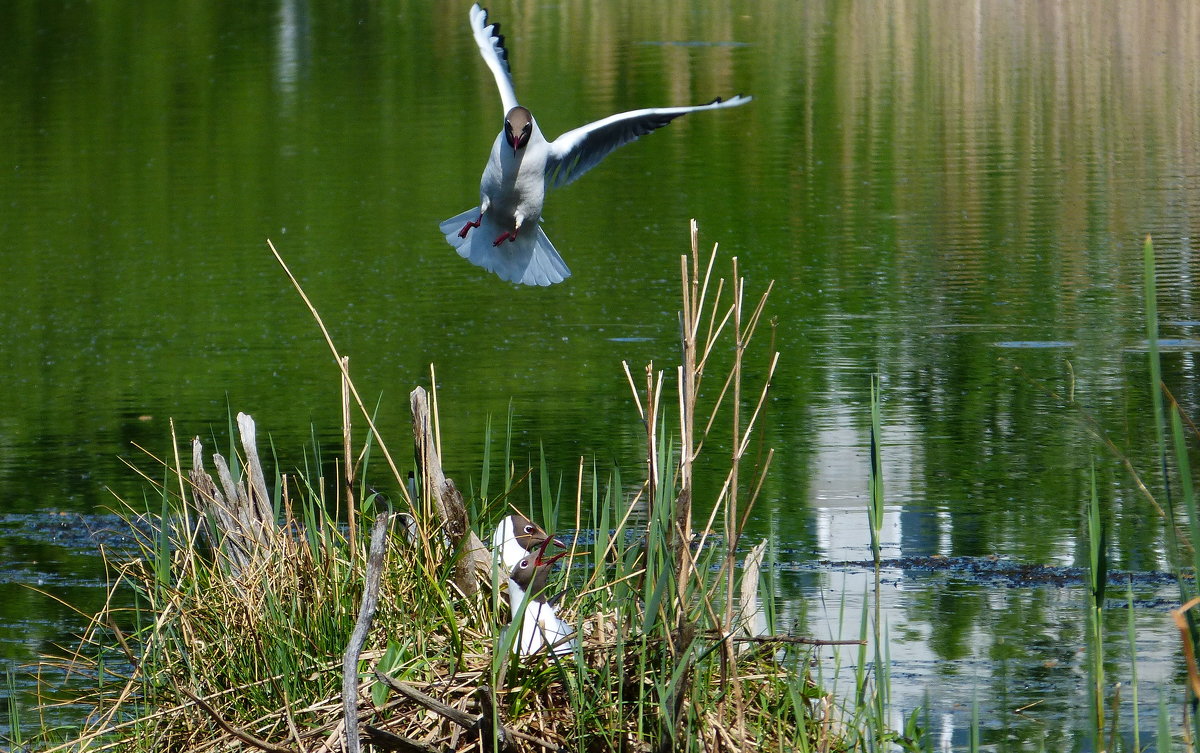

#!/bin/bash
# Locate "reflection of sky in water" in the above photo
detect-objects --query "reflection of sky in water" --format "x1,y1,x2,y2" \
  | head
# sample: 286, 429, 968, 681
779, 504, 1180, 751
274, 0, 306, 113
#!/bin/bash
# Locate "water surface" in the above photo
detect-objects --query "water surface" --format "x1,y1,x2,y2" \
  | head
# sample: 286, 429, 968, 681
2, 1, 1199, 748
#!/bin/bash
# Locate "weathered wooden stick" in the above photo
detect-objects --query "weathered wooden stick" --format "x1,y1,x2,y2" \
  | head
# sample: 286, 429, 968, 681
177, 685, 297, 753
191, 440, 272, 572
363, 725, 449, 753
410, 386, 492, 595
189, 440, 247, 569
211, 453, 243, 514
211, 449, 270, 552
737, 538, 769, 651
343, 513, 391, 753
372, 671, 476, 728
372, 673, 519, 753
725, 633, 865, 646
237, 412, 273, 525
474, 686, 520, 753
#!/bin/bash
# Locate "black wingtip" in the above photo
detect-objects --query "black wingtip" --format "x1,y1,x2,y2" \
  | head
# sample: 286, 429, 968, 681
705, 94, 749, 106
490, 21, 510, 66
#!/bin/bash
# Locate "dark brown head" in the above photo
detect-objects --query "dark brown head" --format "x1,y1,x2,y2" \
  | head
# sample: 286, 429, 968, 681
509, 536, 567, 598
509, 513, 546, 549
504, 106, 533, 154
510, 513, 567, 553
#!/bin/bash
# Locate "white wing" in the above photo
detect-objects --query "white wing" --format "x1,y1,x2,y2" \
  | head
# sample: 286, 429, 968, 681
535, 606, 575, 656
544, 94, 752, 190
469, 5, 519, 114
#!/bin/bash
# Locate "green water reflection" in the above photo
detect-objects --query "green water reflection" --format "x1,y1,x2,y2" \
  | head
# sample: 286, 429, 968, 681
2, 0, 1199, 747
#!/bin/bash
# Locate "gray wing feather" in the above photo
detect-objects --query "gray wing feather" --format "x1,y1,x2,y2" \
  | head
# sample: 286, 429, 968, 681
544, 94, 751, 190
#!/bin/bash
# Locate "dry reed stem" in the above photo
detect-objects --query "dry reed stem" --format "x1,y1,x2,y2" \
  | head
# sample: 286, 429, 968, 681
665, 225, 781, 749
1173, 596, 1200, 698
561, 455, 585, 587
341, 356, 356, 560
622, 360, 645, 420
722, 256, 747, 739
169, 418, 202, 588
430, 363, 443, 461
266, 239, 413, 512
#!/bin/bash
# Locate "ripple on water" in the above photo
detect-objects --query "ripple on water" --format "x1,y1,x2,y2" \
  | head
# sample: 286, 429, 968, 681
993, 340, 1076, 349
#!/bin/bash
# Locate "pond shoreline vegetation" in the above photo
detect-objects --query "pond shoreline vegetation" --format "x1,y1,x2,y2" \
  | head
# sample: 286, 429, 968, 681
8, 224, 851, 751
4, 231, 1198, 752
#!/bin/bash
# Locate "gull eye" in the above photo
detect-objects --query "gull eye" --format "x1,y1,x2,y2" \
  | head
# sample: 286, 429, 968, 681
519, 559, 529, 569
523, 525, 534, 534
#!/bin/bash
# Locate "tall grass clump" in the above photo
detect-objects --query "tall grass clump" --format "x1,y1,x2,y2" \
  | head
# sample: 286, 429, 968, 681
1085, 463, 1107, 748
1118, 235, 1200, 748
19, 224, 848, 752
1138, 233, 1200, 749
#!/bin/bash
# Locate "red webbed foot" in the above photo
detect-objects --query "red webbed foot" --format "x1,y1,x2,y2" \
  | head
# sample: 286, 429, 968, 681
458, 216, 482, 239
492, 228, 519, 246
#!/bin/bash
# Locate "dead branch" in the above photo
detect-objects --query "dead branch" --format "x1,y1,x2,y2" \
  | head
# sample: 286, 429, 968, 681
410, 386, 492, 595
176, 685, 297, 753
364, 725, 450, 753
187, 413, 277, 574
343, 513, 391, 753
372, 672, 519, 753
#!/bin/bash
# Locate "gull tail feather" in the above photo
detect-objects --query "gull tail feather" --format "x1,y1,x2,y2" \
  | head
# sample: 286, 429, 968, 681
440, 209, 571, 286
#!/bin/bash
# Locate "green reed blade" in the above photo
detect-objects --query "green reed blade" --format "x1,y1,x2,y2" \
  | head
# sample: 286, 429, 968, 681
7, 669, 24, 746
1143, 237, 1180, 573
969, 693, 980, 753
1087, 461, 1107, 606
1156, 691, 1174, 752
480, 412, 493, 503
538, 442, 555, 529
504, 399, 514, 491
1170, 408, 1200, 576
868, 374, 885, 566
1126, 579, 1140, 753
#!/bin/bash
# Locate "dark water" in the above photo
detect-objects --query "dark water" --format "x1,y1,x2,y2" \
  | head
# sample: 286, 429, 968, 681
2, 0, 1200, 749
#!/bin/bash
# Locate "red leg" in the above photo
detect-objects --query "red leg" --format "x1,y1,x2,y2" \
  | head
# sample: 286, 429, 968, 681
492, 227, 519, 246
458, 215, 481, 239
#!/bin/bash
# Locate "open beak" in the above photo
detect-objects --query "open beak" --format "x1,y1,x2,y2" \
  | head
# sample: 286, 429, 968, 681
534, 536, 570, 567
512, 128, 531, 155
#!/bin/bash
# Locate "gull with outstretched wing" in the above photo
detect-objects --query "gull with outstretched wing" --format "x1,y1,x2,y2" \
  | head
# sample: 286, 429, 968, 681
440, 4, 751, 286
